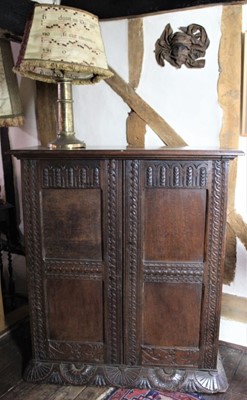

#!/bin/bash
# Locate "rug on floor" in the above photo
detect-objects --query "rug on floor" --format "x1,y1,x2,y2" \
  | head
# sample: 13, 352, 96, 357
102, 388, 206, 400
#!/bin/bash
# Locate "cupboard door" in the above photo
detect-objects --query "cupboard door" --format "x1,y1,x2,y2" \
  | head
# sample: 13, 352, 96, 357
124, 160, 208, 368
23, 158, 123, 365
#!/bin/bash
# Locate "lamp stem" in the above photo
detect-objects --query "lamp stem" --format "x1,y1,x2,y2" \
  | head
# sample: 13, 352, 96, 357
48, 78, 85, 149
57, 79, 74, 135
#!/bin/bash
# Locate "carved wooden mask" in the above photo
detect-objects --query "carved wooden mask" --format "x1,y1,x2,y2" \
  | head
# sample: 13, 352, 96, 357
155, 23, 210, 69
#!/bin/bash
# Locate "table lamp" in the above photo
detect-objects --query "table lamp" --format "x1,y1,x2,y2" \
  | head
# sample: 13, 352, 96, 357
0, 39, 24, 127
13, 4, 113, 149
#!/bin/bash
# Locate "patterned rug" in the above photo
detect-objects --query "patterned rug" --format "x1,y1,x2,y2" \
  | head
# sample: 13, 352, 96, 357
102, 388, 206, 400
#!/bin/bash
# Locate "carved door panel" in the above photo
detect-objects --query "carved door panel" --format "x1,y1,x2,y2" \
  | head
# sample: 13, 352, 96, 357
124, 159, 224, 369
23, 158, 123, 365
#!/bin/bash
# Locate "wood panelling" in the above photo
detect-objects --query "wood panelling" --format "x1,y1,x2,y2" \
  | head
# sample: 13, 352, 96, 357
47, 279, 103, 342
143, 282, 202, 347
42, 188, 102, 260
143, 188, 206, 262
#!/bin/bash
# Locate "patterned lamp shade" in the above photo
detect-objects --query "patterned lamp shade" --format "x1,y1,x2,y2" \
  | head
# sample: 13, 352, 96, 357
0, 39, 24, 127
13, 4, 112, 85
13, 4, 112, 149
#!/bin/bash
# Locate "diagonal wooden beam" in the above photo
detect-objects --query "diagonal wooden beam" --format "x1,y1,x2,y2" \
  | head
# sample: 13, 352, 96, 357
106, 67, 187, 147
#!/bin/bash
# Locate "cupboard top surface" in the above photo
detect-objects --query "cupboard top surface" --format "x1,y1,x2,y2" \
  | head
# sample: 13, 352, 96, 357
10, 146, 243, 160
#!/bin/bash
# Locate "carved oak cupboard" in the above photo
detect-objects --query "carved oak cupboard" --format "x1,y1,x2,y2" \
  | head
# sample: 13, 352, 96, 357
12, 147, 240, 393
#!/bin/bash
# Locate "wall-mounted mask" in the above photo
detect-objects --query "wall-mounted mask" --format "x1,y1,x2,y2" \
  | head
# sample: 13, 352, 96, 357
155, 23, 210, 69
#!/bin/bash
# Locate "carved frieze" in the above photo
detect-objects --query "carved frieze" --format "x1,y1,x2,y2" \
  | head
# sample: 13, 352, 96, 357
48, 341, 104, 363
42, 162, 101, 188
141, 346, 199, 367
145, 161, 208, 188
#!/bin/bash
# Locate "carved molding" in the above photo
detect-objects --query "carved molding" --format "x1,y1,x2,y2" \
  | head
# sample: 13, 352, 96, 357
23, 355, 228, 394
125, 160, 140, 365
23, 160, 47, 360
202, 160, 228, 368
105, 159, 122, 363
44, 260, 103, 280
144, 161, 208, 188
144, 263, 204, 283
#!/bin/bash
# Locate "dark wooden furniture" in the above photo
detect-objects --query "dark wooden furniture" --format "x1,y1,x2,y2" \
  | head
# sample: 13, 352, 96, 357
0, 202, 15, 311
12, 147, 240, 393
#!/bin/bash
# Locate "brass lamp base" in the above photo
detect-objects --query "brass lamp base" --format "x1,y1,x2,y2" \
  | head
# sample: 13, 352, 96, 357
48, 134, 86, 149
48, 79, 86, 150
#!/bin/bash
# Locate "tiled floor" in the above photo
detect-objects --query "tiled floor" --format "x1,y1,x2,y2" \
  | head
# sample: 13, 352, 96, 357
0, 319, 246, 399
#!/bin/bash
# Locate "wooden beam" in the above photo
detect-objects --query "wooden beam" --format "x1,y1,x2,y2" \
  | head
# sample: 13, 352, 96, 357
219, 5, 242, 213
126, 111, 146, 146
221, 293, 247, 324
60, 0, 246, 20
0, 0, 246, 41
218, 6, 247, 274
0, 0, 34, 42
127, 18, 146, 147
128, 18, 144, 90
35, 81, 57, 146
224, 222, 237, 284
106, 68, 187, 147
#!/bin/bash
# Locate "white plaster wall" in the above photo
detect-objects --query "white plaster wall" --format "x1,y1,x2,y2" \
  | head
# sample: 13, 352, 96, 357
0, 3, 246, 343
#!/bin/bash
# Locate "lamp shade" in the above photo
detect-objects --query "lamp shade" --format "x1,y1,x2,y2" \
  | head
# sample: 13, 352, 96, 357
13, 4, 112, 85
0, 39, 24, 127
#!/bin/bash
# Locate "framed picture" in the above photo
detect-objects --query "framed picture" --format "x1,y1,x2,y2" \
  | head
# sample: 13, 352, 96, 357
241, 31, 247, 136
